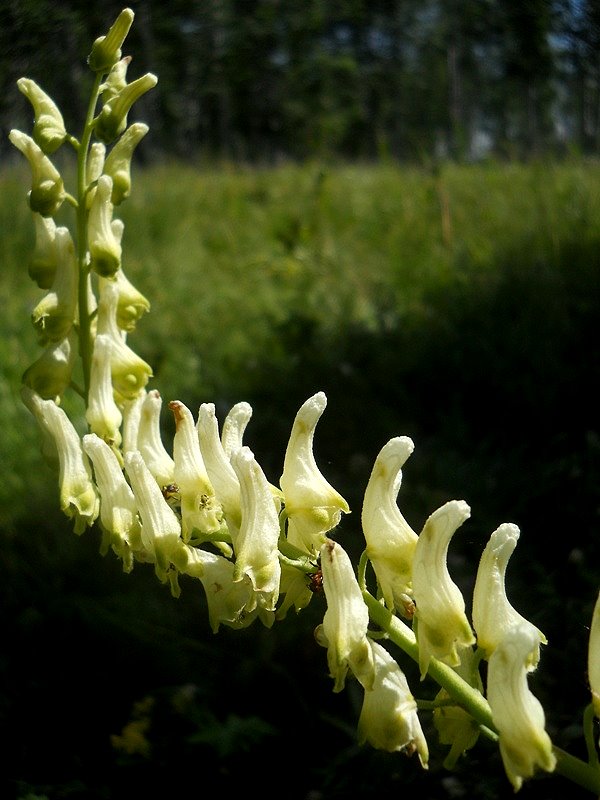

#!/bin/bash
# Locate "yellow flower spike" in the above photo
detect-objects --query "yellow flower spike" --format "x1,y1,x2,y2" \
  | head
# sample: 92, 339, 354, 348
87, 7, 135, 73
124, 449, 182, 584
31, 226, 77, 345
8, 129, 65, 216
104, 122, 149, 204
96, 281, 152, 399
230, 446, 281, 610
361, 436, 419, 613
589, 590, 600, 721
487, 624, 557, 791
472, 523, 547, 668
221, 401, 253, 458
197, 402, 243, 533
169, 400, 223, 542
317, 538, 375, 693
29, 214, 58, 289
22, 332, 75, 402
88, 174, 122, 277
23, 390, 99, 534
412, 499, 476, 678
82, 433, 143, 572
16, 78, 67, 154
280, 392, 350, 557
137, 390, 175, 488
85, 333, 123, 450
358, 639, 429, 766
94, 73, 158, 145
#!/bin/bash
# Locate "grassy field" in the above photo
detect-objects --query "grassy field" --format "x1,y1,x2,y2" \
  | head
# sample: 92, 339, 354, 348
1, 158, 599, 799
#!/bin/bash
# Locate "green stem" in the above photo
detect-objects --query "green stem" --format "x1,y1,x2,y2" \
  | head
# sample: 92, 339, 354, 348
75, 71, 104, 401
362, 589, 600, 795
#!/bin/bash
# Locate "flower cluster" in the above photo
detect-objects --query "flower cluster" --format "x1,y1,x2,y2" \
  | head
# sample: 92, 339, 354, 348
10, 8, 600, 796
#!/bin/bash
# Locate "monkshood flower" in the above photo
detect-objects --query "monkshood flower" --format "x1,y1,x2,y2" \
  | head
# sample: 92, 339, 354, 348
472, 523, 546, 668
280, 392, 350, 557
412, 499, 475, 678
85, 142, 106, 208
8, 129, 65, 216
487, 623, 557, 791
124, 449, 182, 583
31, 226, 77, 345
94, 72, 158, 144
358, 638, 429, 766
88, 175, 122, 277
361, 436, 419, 614
29, 214, 57, 289
121, 390, 145, 454
316, 538, 375, 693
95, 281, 152, 400
230, 446, 281, 611
82, 433, 142, 572
86, 333, 123, 450
220, 401, 253, 458
197, 402, 243, 532
98, 264, 150, 334
179, 545, 275, 633
22, 388, 99, 533
589, 590, 600, 721
104, 122, 149, 204
88, 7, 134, 73
17, 78, 67, 153
22, 332, 75, 401
100, 56, 131, 104
169, 400, 223, 542
137, 390, 175, 488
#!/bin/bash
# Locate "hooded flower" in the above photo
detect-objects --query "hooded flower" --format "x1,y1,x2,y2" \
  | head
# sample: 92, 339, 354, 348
87, 7, 135, 73
88, 174, 122, 277
85, 333, 123, 451
94, 73, 158, 144
358, 639, 429, 767
104, 121, 149, 204
29, 214, 58, 289
487, 624, 557, 791
472, 523, 546, 668
17, 78, 67, 153
412, 499, 475, 677
230, 445, 281, 611
361, 436, 419, 613
197, 402, 242, 532
280, 392, 349, 557
220, 401, 252, 458
31, 226, 77, 345
137, 390, 175, 488
316, 538, 374, 693
8, 129, 65, 216
22, 332, 75, 402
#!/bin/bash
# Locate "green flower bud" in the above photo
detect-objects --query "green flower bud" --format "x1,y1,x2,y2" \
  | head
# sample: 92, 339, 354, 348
361, 436, 418, 613
94, 73, 157, 145
280, 392, 350, 557
22, 333, 75, 401
86, 333, 123, 450
17, 78, 67, 153
104, 122, 149, 204
29, 214, 58, 289
88, 175, 122, 277
31, 226, 77, 345
87, 8, 135, 73
9, 129, 65, 216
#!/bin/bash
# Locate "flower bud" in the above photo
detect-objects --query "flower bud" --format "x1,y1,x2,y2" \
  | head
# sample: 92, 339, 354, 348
100, 56, 132, 103
169, 399, 222, 542
412, 500, 476, 677
88, 175, 122, 277
94, 73, 157, 145
29, 214, 58, 289
82, 433, 142, 572
87, 8, 135, 73
31, 226, 77, 345
17, 78, 67, 153
358, 639, 428, 766
361, 436, 418, 613
280, 392, 349, 557
472, 523, 546, 667
317, 538, 374, 693
22, 333, 74, 401
104, 122, 149, 204
9, 129, 65, 216
137, 390, 175, 488
86, 334, 123, 450
487, 624, 557, 791
230, 446, 281, 610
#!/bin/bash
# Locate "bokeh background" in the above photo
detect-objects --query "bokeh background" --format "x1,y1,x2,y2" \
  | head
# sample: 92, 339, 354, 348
1, 2, 599, 798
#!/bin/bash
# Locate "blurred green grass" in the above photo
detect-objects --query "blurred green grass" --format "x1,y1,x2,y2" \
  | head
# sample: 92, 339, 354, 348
1, 158, 599, 799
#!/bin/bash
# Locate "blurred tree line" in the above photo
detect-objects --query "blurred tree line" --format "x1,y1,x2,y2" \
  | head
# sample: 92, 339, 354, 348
2, 0, 600, 163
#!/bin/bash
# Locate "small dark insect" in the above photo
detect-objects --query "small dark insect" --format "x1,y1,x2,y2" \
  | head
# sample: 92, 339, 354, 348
161, 483, 180, 501
308, 569, 323, 593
